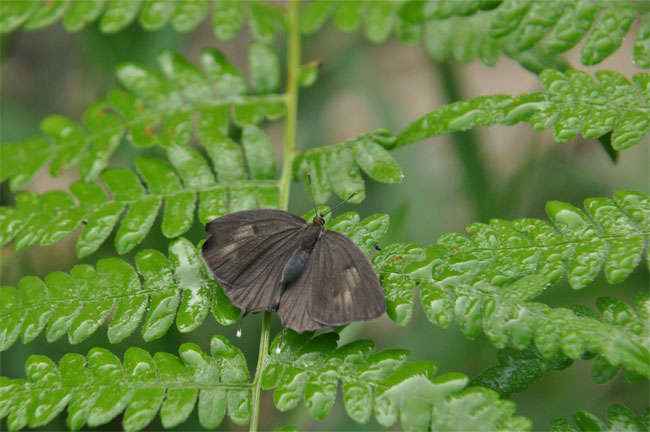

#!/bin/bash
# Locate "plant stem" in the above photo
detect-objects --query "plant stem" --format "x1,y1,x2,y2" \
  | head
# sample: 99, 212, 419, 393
279, 0, 301, 211
437, 61, 492, 221
249, 1, 301, 431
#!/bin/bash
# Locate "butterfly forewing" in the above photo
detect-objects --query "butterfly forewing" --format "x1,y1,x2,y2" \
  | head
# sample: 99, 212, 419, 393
202, 209, 306, 312
308, 231, 385, 326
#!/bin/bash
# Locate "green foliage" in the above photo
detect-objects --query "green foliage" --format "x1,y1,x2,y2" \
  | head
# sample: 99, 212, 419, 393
398, 70, 650, 149
0, 48, 284, 191
0, 238, 236, 349
2, 1, 646, 70
0, 333, 534, 432
0, 338, 251, 431
294, 129, 402, 204
371, 190, 650, 378
550, 404, 649, 432
0, 211, 387, 351
470, 347, 573, 398
261, 330, 531, 431
0, 159, 277, 257
1, 0, 647, 431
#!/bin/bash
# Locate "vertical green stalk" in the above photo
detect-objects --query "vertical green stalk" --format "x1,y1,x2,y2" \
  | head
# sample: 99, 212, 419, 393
249, 1, 301, 431
279, 0, 301, 211
437, 61, 491, 221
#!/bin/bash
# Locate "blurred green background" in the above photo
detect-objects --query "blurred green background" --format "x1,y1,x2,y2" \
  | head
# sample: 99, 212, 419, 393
1, 13, 648, 432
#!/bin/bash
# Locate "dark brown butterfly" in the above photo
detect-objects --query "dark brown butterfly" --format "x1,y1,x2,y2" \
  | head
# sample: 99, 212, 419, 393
201, 194, 385, 334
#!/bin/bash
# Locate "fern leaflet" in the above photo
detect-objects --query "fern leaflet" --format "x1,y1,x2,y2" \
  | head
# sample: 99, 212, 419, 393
0, 338, 251, 431
261, 330, 532, 431
549, 403, 649, 432
0, 0, 285, 41
0, 211, 388, 351
469, 346, 573, 398
0, 48, 283, 190
372, 190, 650, 377
398, 70, 650, 149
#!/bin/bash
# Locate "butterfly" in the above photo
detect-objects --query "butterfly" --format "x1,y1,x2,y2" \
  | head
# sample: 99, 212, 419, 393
201, 189, 386, 334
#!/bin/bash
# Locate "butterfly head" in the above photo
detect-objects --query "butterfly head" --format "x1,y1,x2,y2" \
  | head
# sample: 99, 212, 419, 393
312, 215, 325, 226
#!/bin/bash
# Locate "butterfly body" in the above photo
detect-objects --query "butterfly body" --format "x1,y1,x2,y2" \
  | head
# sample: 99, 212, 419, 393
202, 209, 385, 332
281, 216, 323, 285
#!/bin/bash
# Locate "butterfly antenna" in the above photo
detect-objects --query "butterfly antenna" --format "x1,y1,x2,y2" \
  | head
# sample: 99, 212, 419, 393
307, 173, 319, 216
321, 192, 358, 217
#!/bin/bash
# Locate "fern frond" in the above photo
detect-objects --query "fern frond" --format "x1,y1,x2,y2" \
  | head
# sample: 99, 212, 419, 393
0, 333, 532, 431
294, 129, 403, 204
2, 1, 644, 70
487, 0, 644, 66
0, 0, 286, 41
372, 190, 649, 377
0, 123, 400, 255
0, 238, 239, 350
1, 142, 279, 256
0, 337, 250, 431
469, 347, 572, 398
299, 1, 645, 70
398, 70, 650, 150
422, 0, 645, 69
0, 48, 283, 191
0, 211, 388, 351
261, 330, 531, 431
550, 404, 648, 432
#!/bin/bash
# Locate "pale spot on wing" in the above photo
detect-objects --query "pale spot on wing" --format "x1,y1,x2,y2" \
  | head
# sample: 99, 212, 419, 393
343, 266, 361, 286
341, 266, 361, 307
233, 225, 255, 239
220, 242, 238, 255
342, 288, 353, 307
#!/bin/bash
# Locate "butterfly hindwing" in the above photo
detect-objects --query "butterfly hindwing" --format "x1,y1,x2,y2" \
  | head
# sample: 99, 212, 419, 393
308, 230, 385, 326
202, 209, 306, 313
277, 245, 328, 332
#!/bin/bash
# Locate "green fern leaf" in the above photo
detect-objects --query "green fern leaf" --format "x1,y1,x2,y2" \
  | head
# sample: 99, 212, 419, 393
0, 339, 251, 431
371, 191, 649, 377
248, 1, 286, 43
294, 129, 402, 205
470, 347, 572, 398
634, 12, 650, 69
212, 0, 243, 40
293, 1, 644, 70
0, 0, 39, 33
0, 0, 289, 41
398, 70, 650, 150
488, 0, 642, 67
0, 334, 533, 431
137, 0, 176, 31
0, 239, 238, 350
261, 331, 531, 431
0, 48, 284, 190
1, 138, 282, 256
99, 0, 141, 33
2, 1, 644, 70
423, 1, 643, 70
550, 404, 648, 432
0, 211, 388, 350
